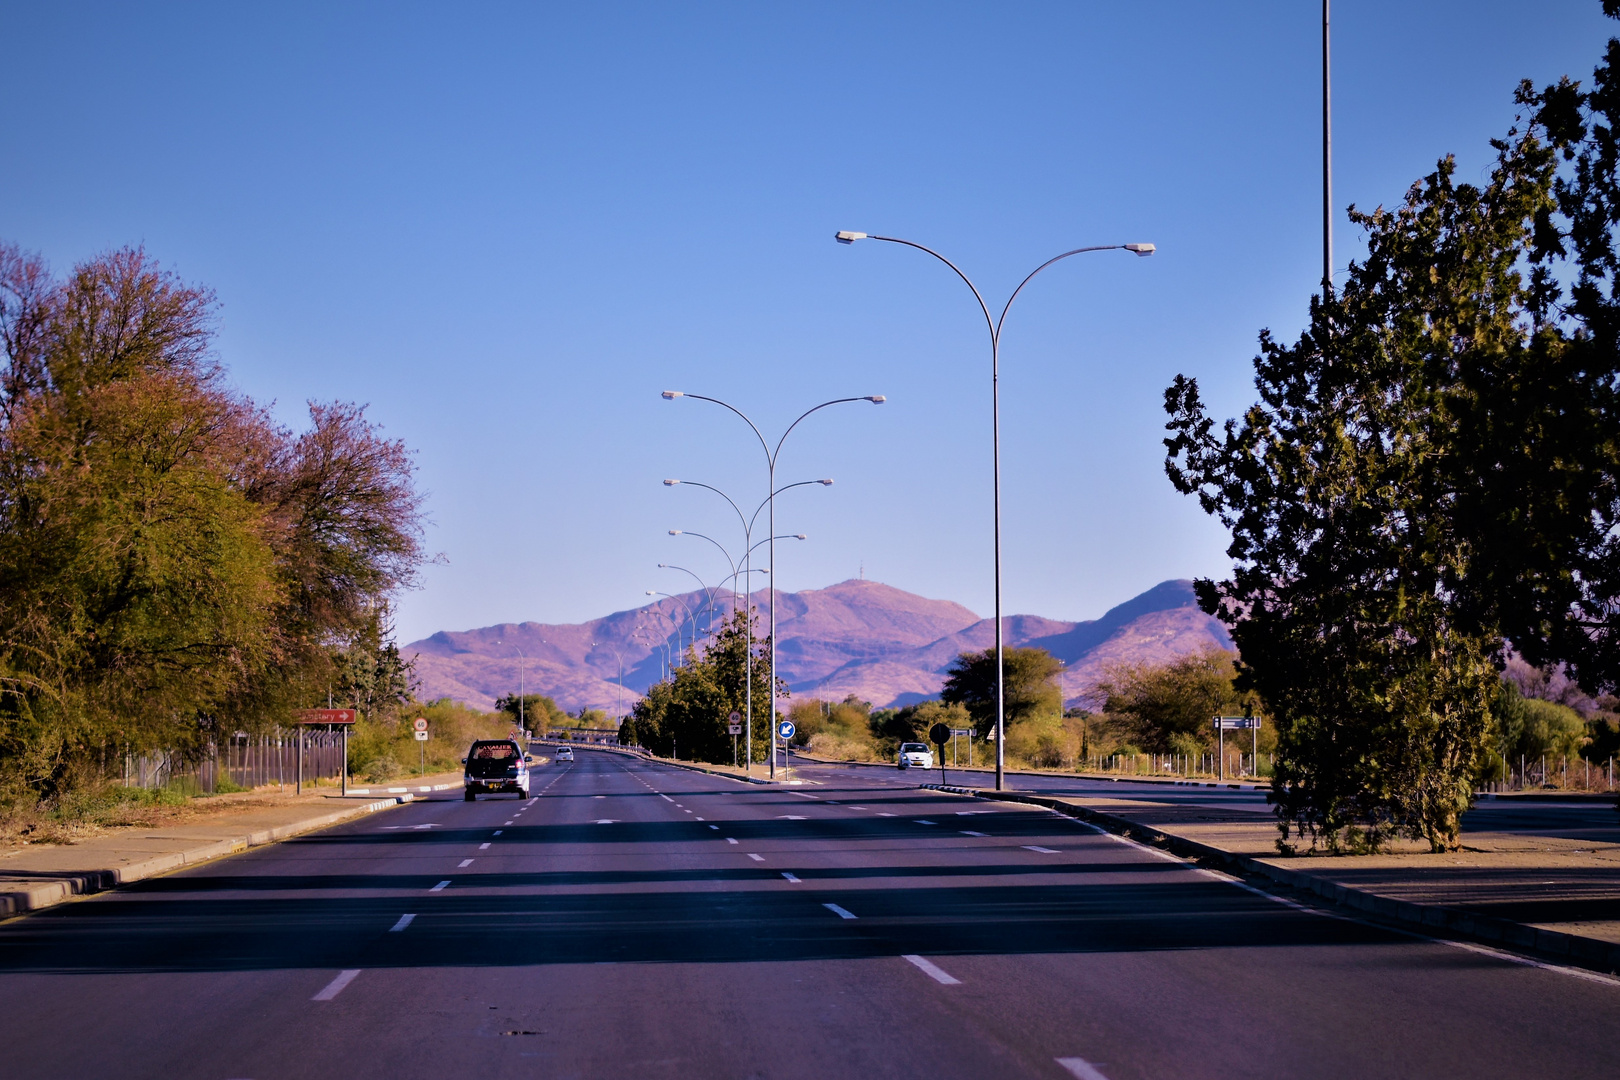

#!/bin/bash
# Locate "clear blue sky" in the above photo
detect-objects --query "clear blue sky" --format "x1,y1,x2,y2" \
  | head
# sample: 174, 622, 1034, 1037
3, 2, 1613, 643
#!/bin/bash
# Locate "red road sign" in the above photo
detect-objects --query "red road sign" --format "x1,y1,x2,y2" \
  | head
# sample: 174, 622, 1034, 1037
297, 708, 357, 725
412, 717, 429, 732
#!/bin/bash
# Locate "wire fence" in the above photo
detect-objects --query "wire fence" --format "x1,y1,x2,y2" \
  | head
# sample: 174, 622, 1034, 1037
1088, 751, 1618, 792
123, 731, 346, 794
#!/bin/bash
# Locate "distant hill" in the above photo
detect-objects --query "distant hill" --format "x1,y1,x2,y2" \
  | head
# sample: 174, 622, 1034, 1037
403, 578, 1233, 715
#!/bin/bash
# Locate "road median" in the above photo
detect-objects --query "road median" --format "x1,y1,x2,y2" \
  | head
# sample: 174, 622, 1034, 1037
921, 782, 1620, 976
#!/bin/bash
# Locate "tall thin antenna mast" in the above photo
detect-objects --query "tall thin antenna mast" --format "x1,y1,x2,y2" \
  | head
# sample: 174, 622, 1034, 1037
1323, 0, 1333, 296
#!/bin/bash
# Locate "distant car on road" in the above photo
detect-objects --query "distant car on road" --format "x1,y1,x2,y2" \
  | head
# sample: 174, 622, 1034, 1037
462, 739, 532, 800
555, 746, 575, 762
897, 742, 933, 770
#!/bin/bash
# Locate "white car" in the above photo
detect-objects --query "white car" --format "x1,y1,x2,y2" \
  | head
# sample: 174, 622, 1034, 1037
897, 742, 933, 769
555, 746, 575, 762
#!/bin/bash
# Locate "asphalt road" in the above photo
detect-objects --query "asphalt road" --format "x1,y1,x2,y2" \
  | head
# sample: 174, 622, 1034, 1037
825, 755, 1620, 845
2, 750, 1618, 1079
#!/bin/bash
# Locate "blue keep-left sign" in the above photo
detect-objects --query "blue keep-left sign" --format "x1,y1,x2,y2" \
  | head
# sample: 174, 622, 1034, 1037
778, 720, 796, 740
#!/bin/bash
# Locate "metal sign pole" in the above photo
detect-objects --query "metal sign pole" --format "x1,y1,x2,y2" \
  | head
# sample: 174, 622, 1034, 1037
341, 725, 348, 796
296, 726, 303, 795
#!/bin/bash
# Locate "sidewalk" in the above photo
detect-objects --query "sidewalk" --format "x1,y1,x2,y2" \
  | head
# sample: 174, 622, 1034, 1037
922, 782, 1620, 974
0, 771, 461, 918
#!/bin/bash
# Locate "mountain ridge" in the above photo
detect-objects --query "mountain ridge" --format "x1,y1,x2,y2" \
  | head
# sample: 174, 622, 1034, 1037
402, 578, 1233, 715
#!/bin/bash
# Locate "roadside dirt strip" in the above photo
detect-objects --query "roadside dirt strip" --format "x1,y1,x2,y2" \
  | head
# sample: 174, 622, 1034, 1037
920, 782, 1620, 977
0, 782, 458, 917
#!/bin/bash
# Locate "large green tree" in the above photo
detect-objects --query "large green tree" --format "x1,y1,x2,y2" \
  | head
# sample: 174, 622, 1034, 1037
1164, 91, 1568, 851
0, 244, 426, 799
939, 646, 1062, 740
629, 607, 781, 764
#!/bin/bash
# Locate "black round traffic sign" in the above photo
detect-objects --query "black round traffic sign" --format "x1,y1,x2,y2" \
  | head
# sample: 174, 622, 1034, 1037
928, 722, 951, 746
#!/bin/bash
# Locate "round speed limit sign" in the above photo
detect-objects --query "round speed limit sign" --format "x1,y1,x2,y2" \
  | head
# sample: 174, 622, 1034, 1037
412, 717, 428, 732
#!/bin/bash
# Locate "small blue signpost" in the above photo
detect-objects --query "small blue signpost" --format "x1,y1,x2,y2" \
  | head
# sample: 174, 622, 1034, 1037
778, 721, 796, 781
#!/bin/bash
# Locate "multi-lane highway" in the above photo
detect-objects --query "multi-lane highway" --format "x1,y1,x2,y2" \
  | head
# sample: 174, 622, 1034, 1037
2, 749, 1618, 1079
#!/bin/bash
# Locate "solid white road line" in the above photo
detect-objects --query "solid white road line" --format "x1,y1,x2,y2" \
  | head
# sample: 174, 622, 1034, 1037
1055, 1057, 1111, 1080
902, 954, 961, 985
747, 853, 765, 861
478, 842, 491, 850
312, 969, 362, 1001
457, 859, 474, 867
823, 903, 857, 920
1023, 845, 1060, 854
429, 880, 451, 892
389, 914, 416, 932
961, 830, 989, 837
781, 872, 801, 883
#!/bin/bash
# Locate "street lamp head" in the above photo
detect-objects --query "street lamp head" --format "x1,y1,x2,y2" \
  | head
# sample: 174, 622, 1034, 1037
646, 591, 656, 596
668, 529, 682, 535
817, 478, 834, 485
1124, 243, 1156, 257
866, 395, 886, 403
663, 478, 680, 486
835, 231, 868, 244
661, 390, 683, 399
794, 534, 807, 540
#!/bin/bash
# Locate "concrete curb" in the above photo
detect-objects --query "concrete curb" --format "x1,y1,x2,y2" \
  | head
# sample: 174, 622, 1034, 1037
0, 795, 413, 918
345, 782, 458, 796
919, 783, 1620, 976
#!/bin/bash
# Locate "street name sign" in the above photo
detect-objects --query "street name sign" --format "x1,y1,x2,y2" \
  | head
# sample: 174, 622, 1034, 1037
298, 708, 356, 725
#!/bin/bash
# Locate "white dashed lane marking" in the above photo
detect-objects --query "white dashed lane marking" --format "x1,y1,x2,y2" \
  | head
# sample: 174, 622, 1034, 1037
312, 969, 362, 1001
747, 854, 764, 862
389, 914, 415, 932
429, 880, 451, 892
781, 872, 801, 883
1023, 846, 1060, 854
961, 830, 989, 837
823, 903, 857, 920
1056, 1058, 1111, 1080
478, 843, 491, 850
903, 954, 961, 985
727, 838, 739, 844
457, 859, 474, 867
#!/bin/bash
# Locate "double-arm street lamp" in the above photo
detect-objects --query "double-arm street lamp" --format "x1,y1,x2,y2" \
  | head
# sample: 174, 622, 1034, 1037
666, 515, 807, 771
835, 231, 1152, 791
663, 392, 884, 778
665, 472, 828, 774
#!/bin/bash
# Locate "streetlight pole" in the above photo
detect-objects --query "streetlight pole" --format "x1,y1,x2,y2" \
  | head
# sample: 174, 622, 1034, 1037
666, 479, 827, 774
835, 231, 1153, 790
591, 641, 627, 730
663, 392, 883, 779
658, 563, 722, 642
497, 640, 526, 735
646, 591, 698, 666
